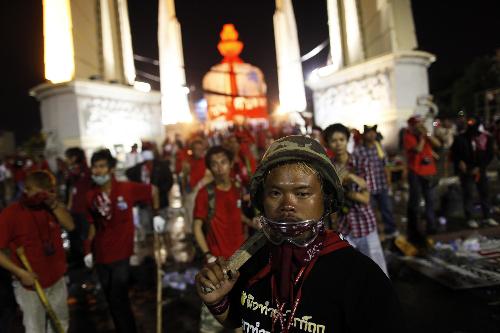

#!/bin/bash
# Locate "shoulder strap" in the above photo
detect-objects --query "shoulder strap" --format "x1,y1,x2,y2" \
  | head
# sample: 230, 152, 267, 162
206, 182, 216, 225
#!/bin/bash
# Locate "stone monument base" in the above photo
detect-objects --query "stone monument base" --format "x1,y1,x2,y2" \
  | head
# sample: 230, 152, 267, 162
31, 80, 163, 164
307, 51, 435, 151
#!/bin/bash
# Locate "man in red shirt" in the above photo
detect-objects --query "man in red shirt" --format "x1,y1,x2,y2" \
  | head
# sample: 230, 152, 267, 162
85, 149, 161, 333
182, 139, 211, 231
65, 147, 93, 268
225, 135, 256, 188
404, 115, 441, 246
193, 145, 252, 333
0, 170, 75, 332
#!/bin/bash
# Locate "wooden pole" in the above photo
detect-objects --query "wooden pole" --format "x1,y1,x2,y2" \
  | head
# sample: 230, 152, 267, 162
16, 247, 65, 333
154, 231, 164, 333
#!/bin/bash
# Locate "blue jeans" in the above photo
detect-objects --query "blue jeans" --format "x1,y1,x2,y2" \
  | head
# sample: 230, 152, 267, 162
407, 170, 436, 243
346, 230, 388, 276
371, 190, 397, 235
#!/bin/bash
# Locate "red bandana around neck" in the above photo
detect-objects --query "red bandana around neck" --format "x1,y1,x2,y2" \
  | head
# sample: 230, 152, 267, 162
247, 230, 350, 332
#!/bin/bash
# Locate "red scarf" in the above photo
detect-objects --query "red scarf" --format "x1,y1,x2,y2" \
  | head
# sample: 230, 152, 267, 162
248, 231, 350, 332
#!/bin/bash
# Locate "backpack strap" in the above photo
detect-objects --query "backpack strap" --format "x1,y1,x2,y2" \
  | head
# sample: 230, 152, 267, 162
205, 181, 216, 229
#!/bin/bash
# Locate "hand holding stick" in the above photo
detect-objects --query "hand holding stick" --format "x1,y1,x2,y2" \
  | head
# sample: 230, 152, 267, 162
16, 247, 65, 333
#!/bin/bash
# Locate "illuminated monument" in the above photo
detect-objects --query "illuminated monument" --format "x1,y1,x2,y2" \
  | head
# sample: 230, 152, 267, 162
30, 0, 163, 157
202, 24, 268, 125
307, 0, 435, 149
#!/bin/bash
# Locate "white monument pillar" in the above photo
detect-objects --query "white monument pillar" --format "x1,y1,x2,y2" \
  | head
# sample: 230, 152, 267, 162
117, 0, 136, 85
32, 0, 162, 161
307, 0, 435, 150
158, 0, 192, 124
327, 0, 344, 71
273, 0, 307, 114
342, 0, 365, 65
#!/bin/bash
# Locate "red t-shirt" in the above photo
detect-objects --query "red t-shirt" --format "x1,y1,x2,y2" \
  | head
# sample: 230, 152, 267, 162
404, 131, 437, 176
193, 184, 245, 258
69, 167, 93, 214
0, 203, 66, 289
188, 157, 206, 190
175, 148, 189, 174
86, 180, 152, 264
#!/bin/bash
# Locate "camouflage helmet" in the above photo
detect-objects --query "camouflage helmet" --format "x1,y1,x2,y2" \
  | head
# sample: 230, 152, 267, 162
250, 135, 344, 213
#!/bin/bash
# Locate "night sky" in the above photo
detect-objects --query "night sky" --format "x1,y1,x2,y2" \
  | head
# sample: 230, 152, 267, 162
0, 0, 498, 143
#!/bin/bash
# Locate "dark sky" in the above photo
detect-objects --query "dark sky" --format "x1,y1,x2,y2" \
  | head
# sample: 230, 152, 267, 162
1, 0, 499, 143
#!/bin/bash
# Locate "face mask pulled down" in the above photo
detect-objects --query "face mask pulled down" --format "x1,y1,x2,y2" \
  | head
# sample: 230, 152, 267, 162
92, 174, 110, 186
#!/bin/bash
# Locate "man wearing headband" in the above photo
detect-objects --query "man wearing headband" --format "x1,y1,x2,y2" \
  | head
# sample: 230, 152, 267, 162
195, 135, 403, 332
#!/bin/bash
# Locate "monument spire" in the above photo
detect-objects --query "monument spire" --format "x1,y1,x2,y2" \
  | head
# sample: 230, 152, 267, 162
273, 0, 307, 114
158, 0, 192, 124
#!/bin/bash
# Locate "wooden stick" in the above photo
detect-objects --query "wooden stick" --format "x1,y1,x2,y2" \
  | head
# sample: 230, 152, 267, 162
16, 247, 65, 333
153, 231, 164, 333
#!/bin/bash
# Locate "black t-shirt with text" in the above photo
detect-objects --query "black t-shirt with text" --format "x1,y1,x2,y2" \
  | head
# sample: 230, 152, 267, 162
228, 245, 404, 333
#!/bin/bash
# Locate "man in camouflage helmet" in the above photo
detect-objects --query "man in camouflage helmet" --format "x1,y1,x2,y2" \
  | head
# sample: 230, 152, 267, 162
195, 135, 404, 332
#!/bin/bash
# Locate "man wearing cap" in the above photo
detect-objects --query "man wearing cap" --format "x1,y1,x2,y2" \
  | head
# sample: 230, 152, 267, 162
354, 125, 398, 239
195, 136, 404, 332
404, 115, 441, 246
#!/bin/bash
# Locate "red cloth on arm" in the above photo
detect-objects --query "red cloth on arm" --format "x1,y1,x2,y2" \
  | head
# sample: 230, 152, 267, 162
403, 131, 437, 176
193, 184, 245, 259
0, 203, 66, 289
86, 180, 152, 264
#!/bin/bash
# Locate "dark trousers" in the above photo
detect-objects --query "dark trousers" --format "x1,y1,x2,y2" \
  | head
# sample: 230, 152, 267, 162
407, 170, 436, 243
96, 259, 137, 333
371, 190, 397, 235
0, 269, 16, 333
68, 213, 88, 267
459, 170, 490, 220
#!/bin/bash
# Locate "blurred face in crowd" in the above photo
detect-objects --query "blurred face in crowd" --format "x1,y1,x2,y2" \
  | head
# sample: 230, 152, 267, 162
442, 118, 452, 129
208, 152, 232, 182
226, 136, 240, 154
66, 155, 78, 168
191, 142, 205, 159
24, 179, 49, 198
364, 129, 377, 144
311, 129, 322, 143
263, 163, 324, 222
91, 159, 111, 177
327, 132, 348, 155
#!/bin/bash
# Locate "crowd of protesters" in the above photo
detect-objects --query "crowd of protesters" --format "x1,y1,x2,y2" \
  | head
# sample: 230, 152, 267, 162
1, 110, 500, 332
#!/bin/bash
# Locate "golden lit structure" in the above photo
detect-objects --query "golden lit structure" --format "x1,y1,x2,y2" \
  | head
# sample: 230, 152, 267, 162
43, 0, 75, 83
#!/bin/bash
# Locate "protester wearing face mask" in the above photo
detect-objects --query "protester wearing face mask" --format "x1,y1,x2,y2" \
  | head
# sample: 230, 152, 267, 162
195, 136, 404, 333
0, 170, 75, 332
84, 149, 163, 333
